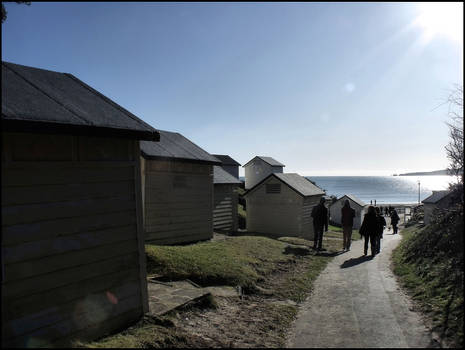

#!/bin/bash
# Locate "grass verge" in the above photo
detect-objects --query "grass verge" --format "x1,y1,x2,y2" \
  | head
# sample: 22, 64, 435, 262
392, 213, 463, 348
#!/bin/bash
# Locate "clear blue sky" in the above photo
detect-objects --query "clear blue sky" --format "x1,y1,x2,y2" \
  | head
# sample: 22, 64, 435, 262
2, 2, 463, 176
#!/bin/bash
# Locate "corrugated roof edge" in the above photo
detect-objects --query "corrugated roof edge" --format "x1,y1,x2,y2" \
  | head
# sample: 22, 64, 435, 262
212, 154, 241, 166
65, 73, 159, 139
2, 62, 160, 141
1, 117, 160, 141
242, 156, 285, 168
140, 150, 221, 165
244, 173, 324, 198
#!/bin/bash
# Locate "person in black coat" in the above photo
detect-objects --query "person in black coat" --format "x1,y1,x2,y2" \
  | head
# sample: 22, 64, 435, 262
311, 197, 329, 251
375, 207, 386, 254
359, 206, 378, 257
390, 208, 400, 234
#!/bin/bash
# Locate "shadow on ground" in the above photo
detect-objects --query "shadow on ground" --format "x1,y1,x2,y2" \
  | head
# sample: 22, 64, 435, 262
340, 255, 373, 268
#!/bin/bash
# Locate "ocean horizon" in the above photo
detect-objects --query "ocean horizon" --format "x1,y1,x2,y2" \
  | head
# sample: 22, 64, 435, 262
239, 175, 456, 204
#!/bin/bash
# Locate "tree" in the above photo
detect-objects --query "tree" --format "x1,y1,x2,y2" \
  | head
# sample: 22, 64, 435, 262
444, 85, 464, 207
2, 1, 31, 24
445, 85, 463, 182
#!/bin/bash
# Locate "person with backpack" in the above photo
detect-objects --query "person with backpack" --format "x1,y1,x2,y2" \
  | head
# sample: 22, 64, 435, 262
341, 199, 355, 251
312, 197, 329, 251
390, 208, 400, 234
359, 206, 378, 257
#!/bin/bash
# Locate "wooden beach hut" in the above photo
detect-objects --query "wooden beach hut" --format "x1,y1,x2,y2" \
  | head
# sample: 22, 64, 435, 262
243, 156, 285, 189
422, 190, 453, 224
329, 194, 366, 229
140, 131, 221, 245
212, 154, 241, 179
213, 165, 242, 232
243, 173, 325, 238
1, 62, 159, 347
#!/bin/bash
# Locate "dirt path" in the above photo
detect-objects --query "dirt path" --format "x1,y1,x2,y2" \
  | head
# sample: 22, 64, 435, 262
286, 228, 438, 348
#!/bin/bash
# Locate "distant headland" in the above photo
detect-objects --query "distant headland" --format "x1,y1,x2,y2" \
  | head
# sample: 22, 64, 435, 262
392, 169, 450, 176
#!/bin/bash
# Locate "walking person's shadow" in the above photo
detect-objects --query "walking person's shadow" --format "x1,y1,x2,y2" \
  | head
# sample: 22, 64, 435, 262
340, 255, 373, 268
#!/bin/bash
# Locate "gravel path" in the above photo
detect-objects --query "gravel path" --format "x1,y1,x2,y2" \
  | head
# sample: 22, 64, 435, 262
286, 228, 437, 348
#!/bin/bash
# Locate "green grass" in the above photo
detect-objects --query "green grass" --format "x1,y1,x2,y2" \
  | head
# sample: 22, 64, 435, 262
392, 213, 463, 348
146, 236, 294, 289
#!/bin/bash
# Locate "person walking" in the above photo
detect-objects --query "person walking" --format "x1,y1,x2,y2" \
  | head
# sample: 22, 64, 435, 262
390, 208, 400, 235
312, 197, 329, 251
341, 199, 355, 251
359, 206, 378, 257
375, 207, 386, 254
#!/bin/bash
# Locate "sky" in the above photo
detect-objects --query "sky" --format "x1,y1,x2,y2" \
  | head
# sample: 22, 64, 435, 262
2, 2, 463, 176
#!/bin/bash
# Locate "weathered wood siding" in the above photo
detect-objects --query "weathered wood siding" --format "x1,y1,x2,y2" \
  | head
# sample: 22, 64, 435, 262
1, 132, 147, 348
244, 160, 283, 190
246, 177, 304, 236
213, 184, 238, 232
143, 160, 213, 245
302, 196, 321, 240
329, 198, 364, 229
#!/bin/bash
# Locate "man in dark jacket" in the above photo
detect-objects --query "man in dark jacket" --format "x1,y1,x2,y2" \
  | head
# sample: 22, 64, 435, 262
359, 206, 378, 257
312, 197, 329, 251
390, 208, 400, 234
341, 199, 355, 251
375, 207, 386, 254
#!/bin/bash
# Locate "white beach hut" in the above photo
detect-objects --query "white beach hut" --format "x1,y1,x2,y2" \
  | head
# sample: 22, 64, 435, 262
243, 156, 285, 190
422, 190, 454, 224
244, 173, 325, 238
329, 194, 366, 229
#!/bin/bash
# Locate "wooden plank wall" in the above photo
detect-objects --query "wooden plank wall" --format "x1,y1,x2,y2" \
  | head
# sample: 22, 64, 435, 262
246, 177, 302, 236
1, 132, 145, 347
301, 196, 321, 240
143, 160, 213, 245
213, 184, 238, 231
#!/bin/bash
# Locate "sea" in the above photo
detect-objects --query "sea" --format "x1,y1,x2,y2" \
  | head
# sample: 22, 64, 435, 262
239, 175, 457, 205
305, 176, 456, 204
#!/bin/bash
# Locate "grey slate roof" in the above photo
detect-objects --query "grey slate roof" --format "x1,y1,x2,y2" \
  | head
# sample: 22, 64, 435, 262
140, 130, 221, 165
422, 190, 452, 204
213, 166, 242, 184
212, 154, 241, 166
243, 156, 285, 168
336, 194, 366, 208
245, 173, 325, 197
2, 61, 159, 140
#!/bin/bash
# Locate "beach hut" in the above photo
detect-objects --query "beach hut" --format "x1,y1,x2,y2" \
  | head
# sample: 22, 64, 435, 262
212, 154, 241, 179
140, 131, 221, 245
422, 190, 454, 224
243, 156, 285, 189
329, 194, 366, 229
244, 173, 325, 238
213, 165, 242, 232
1, 62, 159, 347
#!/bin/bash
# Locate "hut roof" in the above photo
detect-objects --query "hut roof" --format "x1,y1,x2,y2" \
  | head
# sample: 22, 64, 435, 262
335, 194, 366, 208
141, 130, 221, 165
243, 156, 285, 168
212, 154, 241, 166
245, 173, 325, 197
2, 61, 159, 141
422, 190, 452, 204
213, 166, 242, 184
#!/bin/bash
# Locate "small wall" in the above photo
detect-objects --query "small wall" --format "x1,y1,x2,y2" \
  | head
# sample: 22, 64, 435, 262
213, 184, 239, 232
142, 159, 213, 245
1, 132, 147, 347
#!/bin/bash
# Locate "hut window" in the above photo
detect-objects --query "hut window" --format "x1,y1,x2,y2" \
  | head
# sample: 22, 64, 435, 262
266, 183, 281, 194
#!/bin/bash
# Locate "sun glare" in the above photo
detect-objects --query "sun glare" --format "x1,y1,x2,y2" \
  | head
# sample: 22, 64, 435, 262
414, 2, 463, 44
